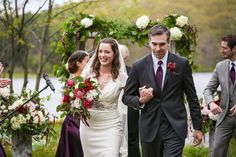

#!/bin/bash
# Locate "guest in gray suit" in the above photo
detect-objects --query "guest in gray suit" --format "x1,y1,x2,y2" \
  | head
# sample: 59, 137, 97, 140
204, 34, 236, 157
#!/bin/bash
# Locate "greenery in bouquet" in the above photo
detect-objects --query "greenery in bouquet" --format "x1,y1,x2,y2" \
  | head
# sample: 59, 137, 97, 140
57, 76, 100, 126
0, 87, 55, 140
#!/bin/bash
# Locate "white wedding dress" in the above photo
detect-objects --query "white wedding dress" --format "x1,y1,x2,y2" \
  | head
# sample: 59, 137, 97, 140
80, 73, 128, 157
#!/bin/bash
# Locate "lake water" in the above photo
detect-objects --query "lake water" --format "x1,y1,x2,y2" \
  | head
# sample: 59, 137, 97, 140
12, 72, 213, 116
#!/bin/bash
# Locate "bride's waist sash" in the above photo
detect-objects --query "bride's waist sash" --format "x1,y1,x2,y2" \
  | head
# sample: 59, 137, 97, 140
92, 101, 117, 111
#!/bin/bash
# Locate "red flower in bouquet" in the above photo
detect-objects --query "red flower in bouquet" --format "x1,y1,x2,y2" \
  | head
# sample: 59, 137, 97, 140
62, 95, 70, 103
167, 62, 176, 71
83, 98, 93, 109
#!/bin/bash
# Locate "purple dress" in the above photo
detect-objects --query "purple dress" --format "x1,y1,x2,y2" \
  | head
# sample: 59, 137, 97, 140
55, 114, 83, 157
0, 143, 7, 157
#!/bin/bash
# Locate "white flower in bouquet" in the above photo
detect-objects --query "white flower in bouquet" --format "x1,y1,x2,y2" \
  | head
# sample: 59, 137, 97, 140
71, 99, 82, 109
80, 17, 93, 28
26, 101, 37, 112
0, 105, 6, 110
176, 15, 188, 27
208, 112, 219, 121
0, 87, 10, 98
26, 114, 31, 120
10, 114, 26, 130
69, 91, 74, 98
8, 98, 24, 110
170, 27, 183, 40
37, 111, 46, 123
3, 109, 8, 113
86, 89, 99, 99
33, 116, 39, 124
136, 15, 150, 29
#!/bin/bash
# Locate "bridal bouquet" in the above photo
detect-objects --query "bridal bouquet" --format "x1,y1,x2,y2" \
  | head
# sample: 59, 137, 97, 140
57, 76, 100, 126
0, 87, 54, 139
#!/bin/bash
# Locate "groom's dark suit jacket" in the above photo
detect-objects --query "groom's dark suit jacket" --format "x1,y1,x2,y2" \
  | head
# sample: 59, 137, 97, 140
122, 52, 202, 142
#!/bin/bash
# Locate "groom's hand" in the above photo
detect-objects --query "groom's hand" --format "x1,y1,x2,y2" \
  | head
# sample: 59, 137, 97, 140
209, 102, 222, 114
139, 86, 153, 104
192, 130, 203, 147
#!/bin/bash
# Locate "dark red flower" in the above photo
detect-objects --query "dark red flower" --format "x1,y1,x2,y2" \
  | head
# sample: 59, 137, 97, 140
62, 95, 70, 103
83, 99, 93, 108
167, 62, 176, 71
17, 106, 27, 113
85, 78, 94, 90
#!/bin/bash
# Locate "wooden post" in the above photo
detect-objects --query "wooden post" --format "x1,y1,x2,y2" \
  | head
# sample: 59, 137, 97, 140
169, 40, 176, 54
12, 132, 32, 157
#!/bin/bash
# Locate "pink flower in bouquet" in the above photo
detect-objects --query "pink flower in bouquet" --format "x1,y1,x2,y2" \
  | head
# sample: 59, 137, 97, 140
67, 80, 74, 87
74, 88, 85, 99
83, 99, 93, 108
63, 95, 70, 103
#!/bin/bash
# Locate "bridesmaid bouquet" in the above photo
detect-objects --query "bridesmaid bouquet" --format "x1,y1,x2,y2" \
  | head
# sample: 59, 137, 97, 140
0, 88, 54, 139
199, 92, 221, 134
57, 76, 100, 126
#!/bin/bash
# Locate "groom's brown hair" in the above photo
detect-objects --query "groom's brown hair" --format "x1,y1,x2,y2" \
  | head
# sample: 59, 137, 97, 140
149, 25, 170, 43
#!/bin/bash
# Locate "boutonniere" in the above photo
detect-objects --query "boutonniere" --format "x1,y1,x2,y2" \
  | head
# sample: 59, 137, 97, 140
167, 62, 176, 72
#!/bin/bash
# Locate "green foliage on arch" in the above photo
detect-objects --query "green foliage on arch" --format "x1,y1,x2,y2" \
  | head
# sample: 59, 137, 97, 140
54, 13, 197, 78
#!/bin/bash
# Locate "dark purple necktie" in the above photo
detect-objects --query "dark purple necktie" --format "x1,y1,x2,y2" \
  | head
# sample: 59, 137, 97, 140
156, 60, 163, 89
230, 63, 235, 84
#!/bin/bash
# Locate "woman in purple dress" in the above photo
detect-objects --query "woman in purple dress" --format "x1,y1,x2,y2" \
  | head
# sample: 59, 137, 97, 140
55, 50, 89, 157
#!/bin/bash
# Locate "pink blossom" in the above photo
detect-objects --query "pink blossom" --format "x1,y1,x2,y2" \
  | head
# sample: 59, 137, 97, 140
67, 80, 74, 87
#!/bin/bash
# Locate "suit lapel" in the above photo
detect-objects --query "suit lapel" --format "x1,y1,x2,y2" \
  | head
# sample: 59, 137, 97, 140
163, 52, 175, 89
223, 60, 230, 93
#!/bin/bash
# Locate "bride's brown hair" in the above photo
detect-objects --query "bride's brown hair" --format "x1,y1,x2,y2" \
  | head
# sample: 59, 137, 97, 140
91, 38, 120, 79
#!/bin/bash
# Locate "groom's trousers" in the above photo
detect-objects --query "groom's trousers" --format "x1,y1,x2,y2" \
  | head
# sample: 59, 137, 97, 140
141, 112, 185, 157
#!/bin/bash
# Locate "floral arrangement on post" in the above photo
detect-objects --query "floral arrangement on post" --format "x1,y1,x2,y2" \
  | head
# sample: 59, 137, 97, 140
126, 14, 197, 67
0, 87, 54, 140
199, 91, 221, 134
57, 76, 100, 126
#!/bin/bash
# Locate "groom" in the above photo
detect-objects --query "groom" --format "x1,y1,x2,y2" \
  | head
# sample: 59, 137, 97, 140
122, 25, 203, 157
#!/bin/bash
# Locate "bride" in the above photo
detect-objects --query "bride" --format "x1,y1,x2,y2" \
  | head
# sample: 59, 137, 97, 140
80, 38, 128, 157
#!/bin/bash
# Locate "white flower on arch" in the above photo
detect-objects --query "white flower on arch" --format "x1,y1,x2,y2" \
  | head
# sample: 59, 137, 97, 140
136, 15, 150, 29
176, 15, 188, 27
170, 27, 183, 40
81, 17, 93, 28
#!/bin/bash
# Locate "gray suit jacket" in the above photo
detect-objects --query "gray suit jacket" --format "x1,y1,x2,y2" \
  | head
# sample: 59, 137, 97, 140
204, 59, 235, 126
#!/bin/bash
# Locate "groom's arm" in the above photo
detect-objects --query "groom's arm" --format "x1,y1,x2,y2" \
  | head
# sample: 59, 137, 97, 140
182, 60, 203, 130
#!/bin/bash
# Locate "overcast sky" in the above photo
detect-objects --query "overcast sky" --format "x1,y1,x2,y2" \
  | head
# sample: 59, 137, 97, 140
12, 0, 81, 13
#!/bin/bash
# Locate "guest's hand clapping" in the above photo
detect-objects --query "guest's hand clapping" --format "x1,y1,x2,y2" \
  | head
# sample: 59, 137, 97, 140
0, 62, 11, 88
138, 86, 153, 104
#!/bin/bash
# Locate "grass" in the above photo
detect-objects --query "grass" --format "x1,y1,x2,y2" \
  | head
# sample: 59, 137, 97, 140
2, 121, 236, 157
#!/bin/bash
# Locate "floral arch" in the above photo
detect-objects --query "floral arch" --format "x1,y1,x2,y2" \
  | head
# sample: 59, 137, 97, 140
54, 13, 197, 78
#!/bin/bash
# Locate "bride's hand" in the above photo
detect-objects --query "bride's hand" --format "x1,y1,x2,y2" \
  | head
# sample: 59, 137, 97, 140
139, 86, 153, 104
